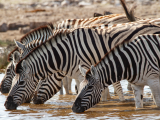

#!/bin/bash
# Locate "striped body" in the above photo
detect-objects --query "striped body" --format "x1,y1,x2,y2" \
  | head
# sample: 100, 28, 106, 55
15, 14, 136, 103
0, 25, 53, 94
72, 34, 160, 113
4, 22, 160, 110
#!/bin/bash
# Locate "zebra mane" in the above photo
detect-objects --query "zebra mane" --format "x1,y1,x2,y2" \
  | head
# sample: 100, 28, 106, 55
7, 23, 54, 62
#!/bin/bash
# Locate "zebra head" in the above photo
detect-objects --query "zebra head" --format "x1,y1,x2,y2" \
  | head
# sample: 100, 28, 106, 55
4, 60, 35, 110
72, 65, 103, 113
0, 51, 21, 93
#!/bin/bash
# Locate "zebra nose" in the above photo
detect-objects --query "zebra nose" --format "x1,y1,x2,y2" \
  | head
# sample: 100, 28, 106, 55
72, 97, 85, 113
0, 82, 10, 93
4, 96, 18, 110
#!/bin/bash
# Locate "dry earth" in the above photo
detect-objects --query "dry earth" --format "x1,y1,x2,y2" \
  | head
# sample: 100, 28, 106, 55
1, 0, 160, 42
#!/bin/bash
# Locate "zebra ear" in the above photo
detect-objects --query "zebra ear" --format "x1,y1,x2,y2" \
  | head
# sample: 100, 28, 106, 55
79, 65, 87, 77
22, 60, 30, 74
90, 65, 99, 80
13, 51, 21, 65
14, 40, 25, 52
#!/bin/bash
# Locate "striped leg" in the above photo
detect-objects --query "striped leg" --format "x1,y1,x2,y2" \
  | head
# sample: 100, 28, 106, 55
60, 81, 63, 95
75, 79, 80, 94
147, 78, 160, 107
63, 77, 69, 95
67, 78, 72, 92
101, 87, 111, 101
113, 81, 125, 101
131, 84, 144, 108
127, 82, 133, 91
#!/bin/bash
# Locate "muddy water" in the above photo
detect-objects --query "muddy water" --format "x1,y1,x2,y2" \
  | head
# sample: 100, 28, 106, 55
0, 74, 160, 120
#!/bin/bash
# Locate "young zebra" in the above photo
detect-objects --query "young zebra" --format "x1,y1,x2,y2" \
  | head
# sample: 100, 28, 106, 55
4, 22, 160, 110
72, 34, 160, 113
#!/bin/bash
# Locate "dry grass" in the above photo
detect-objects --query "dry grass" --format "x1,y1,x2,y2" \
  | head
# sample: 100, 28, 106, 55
0, 40, 15, 47
0, 49, 10, 70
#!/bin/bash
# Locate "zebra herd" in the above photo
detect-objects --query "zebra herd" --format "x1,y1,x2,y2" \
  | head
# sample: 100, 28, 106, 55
1, 0, 160, 112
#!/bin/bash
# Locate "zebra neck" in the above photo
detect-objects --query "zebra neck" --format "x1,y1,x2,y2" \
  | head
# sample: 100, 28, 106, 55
96, 43, 137, 86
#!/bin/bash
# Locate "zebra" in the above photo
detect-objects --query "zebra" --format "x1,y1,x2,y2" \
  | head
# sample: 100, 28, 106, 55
32, 17, 160, 104
72, 34, 160, 113
0, 24, 53, 94
4, 22, 160, 110
0, 13, 133, 96
0, 51, 20, 93
6, 14, 135, 101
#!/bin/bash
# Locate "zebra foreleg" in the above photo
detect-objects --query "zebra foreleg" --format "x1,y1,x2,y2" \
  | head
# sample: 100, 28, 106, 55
112, 81, 125, 101
147, 78, 160, 108
67, 78, 72, 91
60, 81, 63, 95
75, 79, 80, 94
101, 87, 111, 101
127, 82, 133, 91
62, 77, 69, 95
131, 84, 144, 108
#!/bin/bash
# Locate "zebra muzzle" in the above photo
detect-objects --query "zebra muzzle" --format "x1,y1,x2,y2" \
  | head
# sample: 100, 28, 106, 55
4, 96, 18, 110
72, 97, 85, 113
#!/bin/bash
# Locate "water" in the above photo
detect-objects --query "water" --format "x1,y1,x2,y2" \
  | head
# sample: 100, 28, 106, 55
0, 74, 160, 120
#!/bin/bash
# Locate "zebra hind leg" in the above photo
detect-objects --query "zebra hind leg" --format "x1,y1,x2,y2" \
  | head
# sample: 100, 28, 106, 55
131, 84, 144, 108
147, 78, 160, 108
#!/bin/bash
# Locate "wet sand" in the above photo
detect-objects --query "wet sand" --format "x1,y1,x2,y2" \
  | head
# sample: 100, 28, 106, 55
0, 74, 159, 120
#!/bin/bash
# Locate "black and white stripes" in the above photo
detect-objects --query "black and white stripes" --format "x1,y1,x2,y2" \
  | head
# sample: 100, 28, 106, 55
4, 22, 160, 110
72, 34, 160, 113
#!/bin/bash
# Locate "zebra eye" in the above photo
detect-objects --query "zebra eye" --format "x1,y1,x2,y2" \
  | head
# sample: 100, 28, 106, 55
19, 81, 25, 85
88, 86, 93, 89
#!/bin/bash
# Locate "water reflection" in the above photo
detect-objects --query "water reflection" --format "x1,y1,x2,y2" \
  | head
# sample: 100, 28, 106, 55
0, 74, 160, 120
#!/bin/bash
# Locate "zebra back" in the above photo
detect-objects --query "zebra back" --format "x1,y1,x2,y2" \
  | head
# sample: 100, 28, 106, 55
55, 14, 139, 30
15, 22, 160, 74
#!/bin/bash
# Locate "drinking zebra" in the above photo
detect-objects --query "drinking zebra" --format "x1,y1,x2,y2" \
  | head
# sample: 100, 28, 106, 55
4, 22, 160, 110
0, 25, 53, 93
1, 13, 133, 101
72, 34, 160, 113
33, 17, 160, 104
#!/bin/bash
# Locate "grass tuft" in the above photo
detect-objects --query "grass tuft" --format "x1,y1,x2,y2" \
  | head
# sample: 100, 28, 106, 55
0, 40, 15, 47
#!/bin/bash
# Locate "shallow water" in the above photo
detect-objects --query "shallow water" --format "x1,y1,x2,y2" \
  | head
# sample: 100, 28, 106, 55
0, 74, 160, 120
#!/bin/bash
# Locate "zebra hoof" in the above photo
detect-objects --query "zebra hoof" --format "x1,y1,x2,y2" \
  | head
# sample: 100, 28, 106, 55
4, 96, 18, 110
